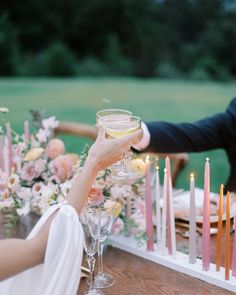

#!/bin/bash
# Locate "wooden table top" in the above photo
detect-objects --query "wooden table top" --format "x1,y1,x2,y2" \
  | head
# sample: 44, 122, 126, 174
0, 213, 235, 295
78, 225, 236, 295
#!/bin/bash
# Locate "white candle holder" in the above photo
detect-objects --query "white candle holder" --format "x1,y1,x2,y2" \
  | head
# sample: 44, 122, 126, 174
109, 234, 236, 293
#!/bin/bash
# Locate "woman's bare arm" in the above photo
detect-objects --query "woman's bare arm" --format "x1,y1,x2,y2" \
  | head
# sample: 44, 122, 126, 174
0, 127, 141, 281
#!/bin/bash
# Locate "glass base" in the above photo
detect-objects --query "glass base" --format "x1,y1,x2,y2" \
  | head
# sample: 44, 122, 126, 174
84, 289, 104, 295
93, 273, 115, 289
112, 170, 129, 180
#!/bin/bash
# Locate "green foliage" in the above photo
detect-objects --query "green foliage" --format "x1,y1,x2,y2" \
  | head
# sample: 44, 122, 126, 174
155, 61, 182, 79
17, 42, 77, 76
1, 77, 235, 192
78, 57, 109, 76
0, 14, 19, 75
103, 35, 133, 76
36, 42, 77, 76
79, 144, 91, 167
1, 1, 236, 79
193, 57, 231, 81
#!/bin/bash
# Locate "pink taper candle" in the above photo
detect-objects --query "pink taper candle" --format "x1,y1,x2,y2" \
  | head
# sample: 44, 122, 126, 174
225, 192, 230, 280
0, 135, 4, 171
145, 155, 154, 251
165, 157, 176, 258
155, 166, 161, 249
216, 184, 224, 271
165, 158, 172, 254
189, 173, 196, 264
202, 158, 210, 271
5, 122, 13, 171
232, 215, 236, 276
24, 120, 30, 142
161, 168, 167, 255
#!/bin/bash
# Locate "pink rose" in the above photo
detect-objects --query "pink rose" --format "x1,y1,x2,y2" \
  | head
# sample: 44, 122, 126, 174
34, 159, 46, 174
49, 154, 73, 181
20, 162, 41, 181
0, 171, 8, 192
46, 139, 65, 159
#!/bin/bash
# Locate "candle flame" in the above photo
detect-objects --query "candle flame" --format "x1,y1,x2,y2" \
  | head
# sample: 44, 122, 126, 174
206, 157, 210, 162
190, 173, 194, 179
164, 168, 167, 173
156, 166, 159, 170
145, 155, 149, 161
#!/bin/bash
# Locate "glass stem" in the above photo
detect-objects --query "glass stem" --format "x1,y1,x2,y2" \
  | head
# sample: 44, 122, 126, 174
97, 241, 104, 275
123, 152, 128, 173
87, 254, 96, 290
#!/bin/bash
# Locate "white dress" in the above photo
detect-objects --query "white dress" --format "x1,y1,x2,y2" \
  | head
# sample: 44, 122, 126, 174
0, 203, 84, 295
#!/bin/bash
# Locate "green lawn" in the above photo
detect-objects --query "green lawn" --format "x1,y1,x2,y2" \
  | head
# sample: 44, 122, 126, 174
0, 77, 236, 192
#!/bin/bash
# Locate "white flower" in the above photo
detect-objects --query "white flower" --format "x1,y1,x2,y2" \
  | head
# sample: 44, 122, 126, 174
16, 202, 30, 216
121, 185, 132, 198
17, 187, 32, 201
7, 173, 20, 190
36, 128, 50, 143
42, 116, 59, 130
60, 181, 72, 196
110, 184, 123, 200
0, 198, 14, 208
0, 107, 9, 113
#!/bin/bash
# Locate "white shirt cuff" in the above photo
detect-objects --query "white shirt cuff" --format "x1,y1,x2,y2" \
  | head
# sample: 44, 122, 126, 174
132, 122, 150, 151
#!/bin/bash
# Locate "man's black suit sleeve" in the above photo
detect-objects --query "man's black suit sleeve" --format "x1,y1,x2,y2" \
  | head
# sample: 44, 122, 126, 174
144, 100, 236, 154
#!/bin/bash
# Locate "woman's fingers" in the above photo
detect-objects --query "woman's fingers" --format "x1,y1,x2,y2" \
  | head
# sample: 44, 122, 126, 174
96, 124, 106, 140
118, 129, 142, 147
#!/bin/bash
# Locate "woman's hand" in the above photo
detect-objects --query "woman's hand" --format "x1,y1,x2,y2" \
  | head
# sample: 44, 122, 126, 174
86, 125, 142, 173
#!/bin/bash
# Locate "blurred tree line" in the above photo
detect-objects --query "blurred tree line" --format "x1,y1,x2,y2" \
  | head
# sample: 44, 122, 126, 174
1, 0, 236, 80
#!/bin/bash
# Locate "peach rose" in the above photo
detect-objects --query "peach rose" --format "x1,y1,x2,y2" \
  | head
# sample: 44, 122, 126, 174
45, 138, 65, 159
49, 154, 73, 181
88, 188, 104, 205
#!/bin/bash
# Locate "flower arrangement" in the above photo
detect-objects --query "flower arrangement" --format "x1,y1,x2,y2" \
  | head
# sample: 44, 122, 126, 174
0, 115, 81, 216
0, 109, 147, 242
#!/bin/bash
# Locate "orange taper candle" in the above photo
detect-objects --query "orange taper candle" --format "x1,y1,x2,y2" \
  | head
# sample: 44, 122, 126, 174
216, 184, 224, 271
225, 191, 231, 280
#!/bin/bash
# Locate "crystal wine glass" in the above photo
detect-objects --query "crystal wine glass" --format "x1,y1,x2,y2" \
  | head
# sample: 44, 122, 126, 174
102, 115, 141, 179
93, 198, 122, 289
80, 207, 104, 295
96, 109, 132, 124
96, 109, 133, 178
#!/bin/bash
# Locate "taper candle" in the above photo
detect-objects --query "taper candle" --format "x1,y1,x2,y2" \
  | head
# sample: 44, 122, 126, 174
155, 166, 161, 249
232, 215, 236, 276
0, 135, 4, 171
189, 173, 196, 264
5, 122, 13, 170
145, 155, 154, 251
216, 184, 224, 271
24, 120, 30, 142
166, 157, 176, 258
161, 168, 167, 255
165, 157, 172, 255
3, 137, 9, 176
225, 191, 230, 280
126, 194, 132, 237
202, 157, 210, 271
